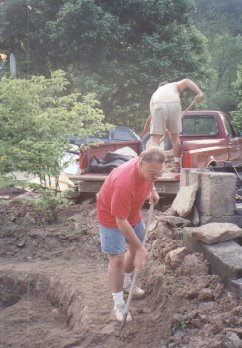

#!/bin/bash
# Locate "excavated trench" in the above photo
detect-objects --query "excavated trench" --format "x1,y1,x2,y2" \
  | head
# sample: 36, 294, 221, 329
0, 271, 79, 347
0, 271, 83, 328
0, 264, 111, 348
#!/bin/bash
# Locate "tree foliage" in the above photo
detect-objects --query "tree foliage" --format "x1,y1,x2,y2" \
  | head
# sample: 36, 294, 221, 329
194, 0, 242, 114
47, 0, 210, 129
0, 70, 110, 186
195, 0, 242, 35
0, 0, 210, 131
231, 65, 242, 131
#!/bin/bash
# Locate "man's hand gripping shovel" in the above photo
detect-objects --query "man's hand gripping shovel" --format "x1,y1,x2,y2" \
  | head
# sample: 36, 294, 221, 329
121, 202, 154, 329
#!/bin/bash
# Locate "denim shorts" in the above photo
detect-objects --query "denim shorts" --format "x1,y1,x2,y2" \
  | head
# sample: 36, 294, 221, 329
99, 221, 145, 254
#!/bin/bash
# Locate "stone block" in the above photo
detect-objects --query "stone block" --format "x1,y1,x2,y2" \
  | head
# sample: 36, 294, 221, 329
236, 203, 242, 216
231, 278, 242, 298
198, 171, 236, 217
180, 168, 191, 187
180, 168, 201, 187
190, 222, 242, 244
183, 228, 242, 290
200, 241, 242, 287
180, 169, 236, 218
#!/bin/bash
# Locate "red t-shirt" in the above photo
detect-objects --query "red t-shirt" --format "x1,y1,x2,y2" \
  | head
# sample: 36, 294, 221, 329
97, 157, 152, 227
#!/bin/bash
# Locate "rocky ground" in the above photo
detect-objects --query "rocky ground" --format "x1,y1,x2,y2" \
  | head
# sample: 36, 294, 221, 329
0, 187, 242, 348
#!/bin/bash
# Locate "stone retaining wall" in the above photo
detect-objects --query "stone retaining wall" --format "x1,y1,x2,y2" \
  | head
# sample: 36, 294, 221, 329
180, 168, 242, 298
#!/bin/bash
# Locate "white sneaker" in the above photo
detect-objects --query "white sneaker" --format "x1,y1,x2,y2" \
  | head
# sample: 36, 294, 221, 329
123, 285, 145, 299
113, 303, 133, 322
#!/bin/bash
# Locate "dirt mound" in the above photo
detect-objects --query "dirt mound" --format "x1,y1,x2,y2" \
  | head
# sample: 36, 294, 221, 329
0, 190, 242, 348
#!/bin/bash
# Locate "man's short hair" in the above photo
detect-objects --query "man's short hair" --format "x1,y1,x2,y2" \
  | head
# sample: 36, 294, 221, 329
139, 146, 166, 163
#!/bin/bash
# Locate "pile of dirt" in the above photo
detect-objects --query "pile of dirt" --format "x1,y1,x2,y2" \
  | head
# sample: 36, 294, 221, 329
0, 189, 242, 348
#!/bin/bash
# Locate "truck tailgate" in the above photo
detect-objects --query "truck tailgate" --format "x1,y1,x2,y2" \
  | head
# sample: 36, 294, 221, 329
69, 172, 180, 195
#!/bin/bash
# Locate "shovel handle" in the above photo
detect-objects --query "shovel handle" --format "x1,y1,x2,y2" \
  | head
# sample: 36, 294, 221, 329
181, 99, 196, 117
120, 271, 138, 329
120, 203, 154, 329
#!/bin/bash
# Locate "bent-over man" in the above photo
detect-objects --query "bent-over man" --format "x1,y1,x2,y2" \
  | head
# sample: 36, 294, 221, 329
96, 147, 166, 322
149, 79, 203, 172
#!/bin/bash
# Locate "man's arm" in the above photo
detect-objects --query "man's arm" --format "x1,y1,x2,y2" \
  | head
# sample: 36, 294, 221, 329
176, 79, 203, 102
115, 217, 147, 271
148, 186, 160, 205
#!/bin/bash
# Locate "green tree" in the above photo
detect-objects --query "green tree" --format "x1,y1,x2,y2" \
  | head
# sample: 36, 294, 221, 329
231, 65, 242, 131
206, 34, 242, 113
195, 0, 242, 35
0, 0, 210, 131
0, 0, 65, 76
49, 0, 209, 130
0, 70, 110, 187
194, 0, 242, 113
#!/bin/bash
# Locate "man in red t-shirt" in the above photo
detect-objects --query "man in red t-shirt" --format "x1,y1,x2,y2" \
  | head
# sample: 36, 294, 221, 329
97, 146, 165, 322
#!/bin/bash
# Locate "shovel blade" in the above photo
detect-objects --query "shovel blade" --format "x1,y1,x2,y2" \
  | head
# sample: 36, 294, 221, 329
120, 312, 128, 329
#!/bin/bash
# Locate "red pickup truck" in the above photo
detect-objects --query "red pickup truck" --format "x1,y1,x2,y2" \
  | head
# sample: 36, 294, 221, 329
69, 110, 242, 195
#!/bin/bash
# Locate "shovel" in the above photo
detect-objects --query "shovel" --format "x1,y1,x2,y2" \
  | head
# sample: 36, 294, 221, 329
121, 202, 155, 329
181, 99, 197, 118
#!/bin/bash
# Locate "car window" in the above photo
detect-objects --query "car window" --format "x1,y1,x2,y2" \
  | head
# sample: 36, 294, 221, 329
111, 126, 140, 141
182, 115, 218, 136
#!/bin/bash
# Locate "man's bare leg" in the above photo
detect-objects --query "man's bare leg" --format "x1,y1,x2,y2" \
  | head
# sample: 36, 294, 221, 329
108, 254, 133, 321
149, 134, 162, 147
123, 249, 135, 273
122, 247, 145, 298
170, 133, 182, 171
108, 254, 124, 292
170, 133, 181, 157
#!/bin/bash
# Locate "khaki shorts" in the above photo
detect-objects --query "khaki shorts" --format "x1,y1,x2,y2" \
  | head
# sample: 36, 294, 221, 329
150, 102, 182, 135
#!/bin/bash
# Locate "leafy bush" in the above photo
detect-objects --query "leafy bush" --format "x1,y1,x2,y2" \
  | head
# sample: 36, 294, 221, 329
32, 187, 71, 224
0, 70, 111, 188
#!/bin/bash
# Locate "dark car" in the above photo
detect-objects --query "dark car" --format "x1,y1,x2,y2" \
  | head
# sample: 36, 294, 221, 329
68, 125, 141, 146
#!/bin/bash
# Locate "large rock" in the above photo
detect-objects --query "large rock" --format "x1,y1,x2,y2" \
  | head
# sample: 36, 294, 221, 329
165, 247, 188, 267
183, 231, 242, 293
190, 222, 242, 244
171, 183, 198, 217
223, 332, 242, 348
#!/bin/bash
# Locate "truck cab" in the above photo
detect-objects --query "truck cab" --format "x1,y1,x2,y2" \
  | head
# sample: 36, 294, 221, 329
181, 111, 242, 168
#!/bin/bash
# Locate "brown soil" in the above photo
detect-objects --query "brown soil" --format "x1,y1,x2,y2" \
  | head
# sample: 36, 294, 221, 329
0, 188, 242, 348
